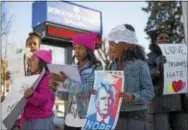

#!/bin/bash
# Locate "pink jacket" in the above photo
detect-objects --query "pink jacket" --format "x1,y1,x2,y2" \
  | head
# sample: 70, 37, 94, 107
21, 72, 55, 121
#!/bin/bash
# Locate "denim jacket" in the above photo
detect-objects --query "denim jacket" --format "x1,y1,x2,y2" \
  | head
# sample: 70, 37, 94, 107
107, 59, 154, 112
62, 62, 103, 118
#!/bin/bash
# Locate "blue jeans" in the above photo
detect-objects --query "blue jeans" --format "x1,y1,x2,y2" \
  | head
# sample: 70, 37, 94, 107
22, 117, 54, 130
148, 112, 188, 130
115, 110, 148, 130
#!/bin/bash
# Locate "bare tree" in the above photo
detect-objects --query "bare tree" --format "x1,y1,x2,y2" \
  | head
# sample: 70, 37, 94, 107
1, 2, 13, 99
1, 2, 13, 38
1, 2, 14, 59
97, 39, 110, 69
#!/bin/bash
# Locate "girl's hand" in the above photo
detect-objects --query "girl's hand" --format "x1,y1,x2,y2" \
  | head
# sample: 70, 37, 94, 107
24, 88, 34, 98
51, 72, 67, 83
120, 92, 134, 102
156, 55, 166, 70
89, 88, 96, 95
49, 80, 59, 92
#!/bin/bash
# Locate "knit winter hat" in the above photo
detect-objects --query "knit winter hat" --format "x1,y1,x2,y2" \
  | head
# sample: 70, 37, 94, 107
72, 33, 97, 51
108, 24, 138, 44
33, 49, 52, 64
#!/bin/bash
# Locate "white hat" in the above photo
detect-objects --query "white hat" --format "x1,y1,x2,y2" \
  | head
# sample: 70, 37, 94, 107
108, 24, 138, 44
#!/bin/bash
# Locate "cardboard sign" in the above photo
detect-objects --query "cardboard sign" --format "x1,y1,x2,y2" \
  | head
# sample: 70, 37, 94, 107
2, 75, 39, 120
47, 64, 81, 91
158, 44, 188, 95
2, 69, 45, 130
8, 48, 31, 79
82, 71, 124, 130
65, 95, 85, 127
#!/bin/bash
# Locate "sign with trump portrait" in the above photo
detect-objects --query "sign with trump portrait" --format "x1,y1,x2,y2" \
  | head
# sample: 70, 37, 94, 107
82, 71, 124, 130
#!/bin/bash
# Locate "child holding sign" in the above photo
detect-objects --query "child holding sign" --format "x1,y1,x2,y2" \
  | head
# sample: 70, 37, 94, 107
11, 32, 42, 129
49, 33, 102, 130
105, 24, 154, 130
21, 50, 55, 130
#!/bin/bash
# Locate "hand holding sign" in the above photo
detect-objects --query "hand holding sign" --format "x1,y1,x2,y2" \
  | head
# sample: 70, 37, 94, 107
49, 72, 68, 92
50, 72, 67, 83
119, 92, 134, 102
49, 80, 59, 92
24, 88, 34, 98
156, 55, 167, 70
47, 64, 81, 92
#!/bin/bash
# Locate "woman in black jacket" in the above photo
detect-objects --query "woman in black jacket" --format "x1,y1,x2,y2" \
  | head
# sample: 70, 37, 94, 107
147, 29, 188, 130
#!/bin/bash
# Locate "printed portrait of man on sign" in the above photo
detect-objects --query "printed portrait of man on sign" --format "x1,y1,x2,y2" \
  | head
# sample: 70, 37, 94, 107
88, 82, 115, 124
82, 71, 124, 130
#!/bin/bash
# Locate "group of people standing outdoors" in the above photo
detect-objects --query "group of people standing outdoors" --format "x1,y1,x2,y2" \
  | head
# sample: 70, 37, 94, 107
2, 23, 188, 130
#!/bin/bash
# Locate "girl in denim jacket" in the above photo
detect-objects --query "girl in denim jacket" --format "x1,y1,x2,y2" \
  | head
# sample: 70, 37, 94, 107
49, 33, 102, 130
106, 24, 154, 130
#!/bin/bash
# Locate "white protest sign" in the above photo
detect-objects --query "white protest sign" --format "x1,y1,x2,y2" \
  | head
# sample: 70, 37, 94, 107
8, 48, 31, 79
2, 75, 39, 120
158, 44, 188, 95
3, 69, 45, 130
8, 48, 24, 78
47, 64, 81, 91
65, 95, 85, 127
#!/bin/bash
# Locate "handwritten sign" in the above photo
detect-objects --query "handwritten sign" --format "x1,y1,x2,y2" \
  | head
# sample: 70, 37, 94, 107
158, 44, 188, 95
2, 69, 45, 130
7, 48, 25, 79
2, 75, 39, 120
82, 71, 124, 130
65, 95, 85, 127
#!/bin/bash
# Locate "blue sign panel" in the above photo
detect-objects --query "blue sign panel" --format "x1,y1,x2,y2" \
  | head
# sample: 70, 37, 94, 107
32, 1, 102, 34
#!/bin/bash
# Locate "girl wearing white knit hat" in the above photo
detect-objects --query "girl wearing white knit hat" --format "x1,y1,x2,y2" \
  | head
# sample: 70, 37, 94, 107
106, 24, 154, 130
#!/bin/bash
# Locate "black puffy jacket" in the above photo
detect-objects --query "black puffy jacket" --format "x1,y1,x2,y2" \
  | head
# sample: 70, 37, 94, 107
147, 43, 182, 114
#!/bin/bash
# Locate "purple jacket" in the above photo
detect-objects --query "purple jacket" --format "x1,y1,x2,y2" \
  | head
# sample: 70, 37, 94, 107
22, 72, 55, 121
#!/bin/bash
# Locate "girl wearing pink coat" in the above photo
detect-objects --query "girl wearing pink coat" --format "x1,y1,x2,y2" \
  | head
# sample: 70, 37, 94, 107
21, 50, 55, 130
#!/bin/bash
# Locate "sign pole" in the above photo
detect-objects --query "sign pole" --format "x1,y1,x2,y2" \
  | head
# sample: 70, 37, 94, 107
64, 46, 73, 65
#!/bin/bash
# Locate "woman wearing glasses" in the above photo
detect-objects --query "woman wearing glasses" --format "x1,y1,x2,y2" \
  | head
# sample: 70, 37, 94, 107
147, 29, 188, 130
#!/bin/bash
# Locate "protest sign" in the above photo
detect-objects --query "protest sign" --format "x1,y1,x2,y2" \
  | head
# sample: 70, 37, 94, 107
65, 95, 85, 127
158, 44, 188, 95
47, 64, 81, 91
2, 69, 45, 130
48, 64, 83, 127
82, 71, 124, 130
7, 48, 30, 79
2, 75, 39, 120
